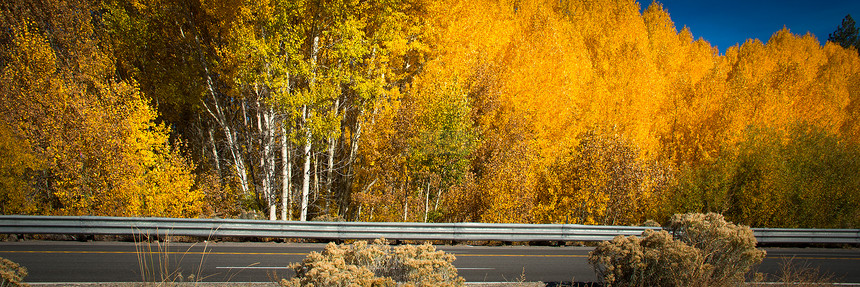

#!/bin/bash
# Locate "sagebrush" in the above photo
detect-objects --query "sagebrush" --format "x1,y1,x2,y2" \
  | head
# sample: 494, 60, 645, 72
0, 257, 28, 287
589, 213, 766, 287
281, 238, 464, 287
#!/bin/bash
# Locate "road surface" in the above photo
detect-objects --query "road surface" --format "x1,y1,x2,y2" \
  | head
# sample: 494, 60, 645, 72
1, 241, 859, 284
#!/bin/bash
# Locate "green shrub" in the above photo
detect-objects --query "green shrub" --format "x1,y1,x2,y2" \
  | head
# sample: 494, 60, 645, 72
281, 238, 464, 287
588, 213, 765, 287
666, 124, 860, 228
0, 257, 28, 287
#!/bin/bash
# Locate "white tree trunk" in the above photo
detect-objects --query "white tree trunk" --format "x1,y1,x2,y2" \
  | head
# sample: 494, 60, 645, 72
326, 97, 339, 214
300, 35, 320, 222
280, 51, 292, 221
263, 108, 277, 221
281, 125, 292, 221
192, 16, 253, 203
230, 128, 250, 196
208, 127, 221, 177
202, 95, 249, 196
314, 151, 320, 203
402, 184, 409, 221
424, 181, 430, 223
300, 105, 312, 221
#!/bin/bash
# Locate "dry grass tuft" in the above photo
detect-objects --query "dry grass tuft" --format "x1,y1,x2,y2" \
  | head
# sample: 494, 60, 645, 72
751, 258, 838, 287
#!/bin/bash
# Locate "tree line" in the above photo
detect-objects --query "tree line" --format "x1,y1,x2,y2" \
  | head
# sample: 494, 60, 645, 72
2, 0, 859, 228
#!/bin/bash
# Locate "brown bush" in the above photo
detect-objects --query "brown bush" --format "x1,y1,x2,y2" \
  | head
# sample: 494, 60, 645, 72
589, 213, 766, 287
281, 238, 464, 287
589, 229, 709, 286
667, 213, 766, 285
0, 257, 29, 287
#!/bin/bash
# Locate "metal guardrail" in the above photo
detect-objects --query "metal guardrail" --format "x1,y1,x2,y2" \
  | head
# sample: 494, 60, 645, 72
0, 215, 654, 242
1, 215, 858, 244
752, 228, 860, 244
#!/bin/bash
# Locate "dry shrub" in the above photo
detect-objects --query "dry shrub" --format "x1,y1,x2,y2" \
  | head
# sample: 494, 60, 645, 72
667, 213, 766, 284
589, 213, 766, 286
281, 238, 464, 287
0, 257, 29, 287
589, 229, 709, 286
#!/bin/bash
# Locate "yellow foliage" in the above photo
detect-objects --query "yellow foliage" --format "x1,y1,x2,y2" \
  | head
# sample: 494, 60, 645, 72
0, 123, 44, 215
4, 0, 860, 226
0, 0, 202, 217
414, 0, 860, 225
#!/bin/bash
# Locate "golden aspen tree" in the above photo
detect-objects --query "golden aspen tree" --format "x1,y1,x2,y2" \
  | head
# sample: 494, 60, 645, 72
10, 0, 855, 226
663, 27, 860, 228
0, 0, 202, 217
364, 0, 860, 226
102, 0, 247, 217
0, 123, 44, 215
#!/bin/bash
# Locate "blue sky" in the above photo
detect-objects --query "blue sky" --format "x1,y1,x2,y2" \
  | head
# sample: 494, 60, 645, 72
654, 0, 860, 53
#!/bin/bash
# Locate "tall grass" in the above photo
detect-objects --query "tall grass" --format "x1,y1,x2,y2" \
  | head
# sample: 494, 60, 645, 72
134, 229, 213, 285
755, 258, 838, 287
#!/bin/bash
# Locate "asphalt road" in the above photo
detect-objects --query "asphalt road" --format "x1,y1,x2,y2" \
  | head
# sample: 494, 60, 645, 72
1, 241, 859, 284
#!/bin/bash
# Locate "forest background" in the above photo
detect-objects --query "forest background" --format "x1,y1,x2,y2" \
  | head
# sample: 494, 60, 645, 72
2, 0, 860, 229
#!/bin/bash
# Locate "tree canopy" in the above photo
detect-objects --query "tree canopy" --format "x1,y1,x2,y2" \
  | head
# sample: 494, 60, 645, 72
2, 0, 860, 228
829, 14, 859, 51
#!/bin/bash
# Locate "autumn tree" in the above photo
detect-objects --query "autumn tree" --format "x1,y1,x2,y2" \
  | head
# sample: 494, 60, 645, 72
0, 0, 202, 217
6, 0, 857, 228
660, 28, 860, 228
430, 0, 860, 227
257, 0, 435, 221
0, 124, 44, 215
534, 130, 669, 225
101, 0, 247, 217
103, 0, 436, 221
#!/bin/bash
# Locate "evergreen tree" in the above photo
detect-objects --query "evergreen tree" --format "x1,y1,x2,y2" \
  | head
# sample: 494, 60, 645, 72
829, 14, 859, 51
